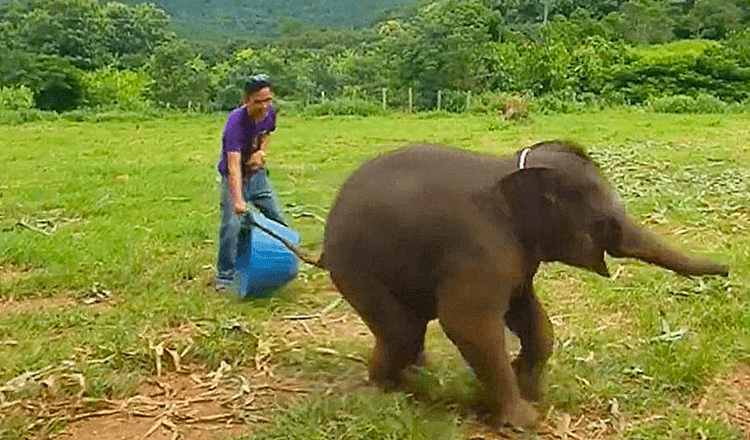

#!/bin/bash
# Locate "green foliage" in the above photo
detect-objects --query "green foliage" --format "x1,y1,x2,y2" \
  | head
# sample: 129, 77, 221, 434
80, 66, 152, 110
611, 39, 750, 104
99, 2, 173, 69
148, 39, 211, 109
686, 0, 745, 39
614, 0, 676, 43
649, 93, 728, 113
386, 0, 501, 107
0, 49, 85, 111
212, 46, 318, 111
528, 89, 609, 113
0, 85, 33, 110
302, 97, 388, 117
108, 0, 415, 42
4, 0, 750, 114
0, 0, 173, 70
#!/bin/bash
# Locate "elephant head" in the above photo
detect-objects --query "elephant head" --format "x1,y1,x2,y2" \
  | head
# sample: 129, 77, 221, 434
496, 141, 728, 278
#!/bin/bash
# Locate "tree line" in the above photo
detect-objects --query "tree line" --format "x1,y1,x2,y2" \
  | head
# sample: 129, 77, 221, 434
1, 0, 749, 114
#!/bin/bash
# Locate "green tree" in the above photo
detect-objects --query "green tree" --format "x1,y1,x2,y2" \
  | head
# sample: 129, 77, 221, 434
614, 0, 675, 43
0, 0, 173, 70
0, 47, 84, 111
10, 0, 111, 69
686, 0, 744, 39
101, 2, 173, 68
387, 0, 501, 108
149, 39, 211, 109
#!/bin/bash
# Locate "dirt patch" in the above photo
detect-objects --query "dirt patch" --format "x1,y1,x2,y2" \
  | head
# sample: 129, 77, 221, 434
0, 264, 34, 284
0, 296, 77, 316
0, 292, 115, 317
692, 365, 750, 438
464, 403, 623, 440
6, 362, 310, 440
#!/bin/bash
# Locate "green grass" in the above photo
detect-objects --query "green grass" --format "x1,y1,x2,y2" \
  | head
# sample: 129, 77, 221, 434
1, 110, 749, 439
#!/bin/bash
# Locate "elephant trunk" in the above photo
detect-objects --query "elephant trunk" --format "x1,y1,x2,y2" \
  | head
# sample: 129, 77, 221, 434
611, 221, 729, 277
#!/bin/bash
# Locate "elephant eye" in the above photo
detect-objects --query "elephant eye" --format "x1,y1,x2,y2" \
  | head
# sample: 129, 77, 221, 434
562, 189, 584, 202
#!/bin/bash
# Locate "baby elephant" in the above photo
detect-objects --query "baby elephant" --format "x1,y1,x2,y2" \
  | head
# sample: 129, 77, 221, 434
304, 141, 728, 427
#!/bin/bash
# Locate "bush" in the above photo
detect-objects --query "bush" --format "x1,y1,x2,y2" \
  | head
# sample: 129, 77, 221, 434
302, 97, 387, 116
149, 40, 212, 110
0, 50, 86, 112
80, 66, 152, 111
0, 109, 59, 125
273, 98, 305, 116
612, 40, 750, 104
649, 93, 727, 113
0, 85, 34, 110
468, 92, 528, 120
528, 89, 607, 114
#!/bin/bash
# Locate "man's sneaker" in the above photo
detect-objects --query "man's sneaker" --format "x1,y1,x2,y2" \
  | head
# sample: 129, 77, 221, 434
213, 280, 229, 292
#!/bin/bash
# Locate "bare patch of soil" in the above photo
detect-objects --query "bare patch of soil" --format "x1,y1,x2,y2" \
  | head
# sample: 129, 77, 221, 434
0, 292, 115, 317
0, 296, 77, 316
0, 265, 34, 284
14, 362, 310, 440
692, 365, 750, 438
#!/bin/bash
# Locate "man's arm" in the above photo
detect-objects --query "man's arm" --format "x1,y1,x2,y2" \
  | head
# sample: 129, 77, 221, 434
226, 151, 248, 215
258, 132, 270, 151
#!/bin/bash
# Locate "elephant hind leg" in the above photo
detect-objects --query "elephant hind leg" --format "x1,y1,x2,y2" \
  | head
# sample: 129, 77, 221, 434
330, 271, 427, 388
436, 266, 538, 428
505, 286, 554, 402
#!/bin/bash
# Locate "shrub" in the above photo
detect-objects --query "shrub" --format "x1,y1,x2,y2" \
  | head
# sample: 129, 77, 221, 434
302, 97, 387, 116
528, 89, 606, 114
0, 109, 58, 125
0, 85, 34, 110
468, 92, 528, 120
649, 93, 727, 113
612, 40, 750, 104
80, 66, 152, 111
0, 50, 86, 112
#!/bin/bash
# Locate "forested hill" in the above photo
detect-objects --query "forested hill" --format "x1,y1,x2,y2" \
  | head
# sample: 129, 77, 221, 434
113, 0, 416, 40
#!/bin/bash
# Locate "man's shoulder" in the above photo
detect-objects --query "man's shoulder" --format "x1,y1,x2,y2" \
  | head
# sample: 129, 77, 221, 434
225, 106, 247, 125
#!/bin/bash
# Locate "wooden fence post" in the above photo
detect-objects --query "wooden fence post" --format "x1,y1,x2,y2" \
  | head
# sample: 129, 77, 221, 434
408, 87, 413, 113
437, 90, 442, 112
466, 91, 471, 112
382, 88, 387, 110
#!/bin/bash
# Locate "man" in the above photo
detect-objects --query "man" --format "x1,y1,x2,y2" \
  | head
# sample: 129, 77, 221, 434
214, 74, 287, 291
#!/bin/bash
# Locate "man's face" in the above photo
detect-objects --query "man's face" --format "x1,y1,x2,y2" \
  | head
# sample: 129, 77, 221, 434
247, 86, 273, 121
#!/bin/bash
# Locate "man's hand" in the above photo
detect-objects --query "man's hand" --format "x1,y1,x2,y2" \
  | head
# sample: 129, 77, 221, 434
247, 150, 266, 167
233, 199, 249, 216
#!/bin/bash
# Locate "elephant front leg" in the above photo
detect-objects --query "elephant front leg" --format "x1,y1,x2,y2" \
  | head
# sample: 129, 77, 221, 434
437, 267, 538, 428
505, 285, 554, 402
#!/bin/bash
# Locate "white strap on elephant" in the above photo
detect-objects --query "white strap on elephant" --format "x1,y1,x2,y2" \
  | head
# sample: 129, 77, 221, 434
518, 148, 531, 169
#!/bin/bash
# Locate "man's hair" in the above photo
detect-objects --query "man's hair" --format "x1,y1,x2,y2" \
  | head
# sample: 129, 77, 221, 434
245, 74, 274, 96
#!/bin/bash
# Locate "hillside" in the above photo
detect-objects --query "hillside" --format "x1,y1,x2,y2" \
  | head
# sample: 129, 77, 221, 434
115, 0, 416, 41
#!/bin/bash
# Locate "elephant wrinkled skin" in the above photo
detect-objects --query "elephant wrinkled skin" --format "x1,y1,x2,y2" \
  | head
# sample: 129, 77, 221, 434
313, 141, 728, 428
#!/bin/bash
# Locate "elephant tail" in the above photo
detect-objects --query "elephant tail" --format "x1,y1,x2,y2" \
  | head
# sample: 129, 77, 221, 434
247, 218, 327, 270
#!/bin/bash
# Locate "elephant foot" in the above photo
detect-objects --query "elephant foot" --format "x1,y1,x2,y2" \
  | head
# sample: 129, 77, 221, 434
497, 398, 539, 429
368, 366, 403, 390
511, 356, 543, 402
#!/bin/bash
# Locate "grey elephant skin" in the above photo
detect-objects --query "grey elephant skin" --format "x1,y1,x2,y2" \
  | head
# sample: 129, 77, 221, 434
302, 141, 729, 428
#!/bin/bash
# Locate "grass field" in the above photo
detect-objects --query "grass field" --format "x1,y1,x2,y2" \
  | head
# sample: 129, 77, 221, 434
1, 110, 749, 439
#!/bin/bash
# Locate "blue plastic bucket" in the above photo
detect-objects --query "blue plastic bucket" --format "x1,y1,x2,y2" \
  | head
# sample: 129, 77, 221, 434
235, 212, 300, 299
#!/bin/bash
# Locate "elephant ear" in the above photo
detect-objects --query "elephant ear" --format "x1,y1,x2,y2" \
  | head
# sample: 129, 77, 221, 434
498, 167, 561, 243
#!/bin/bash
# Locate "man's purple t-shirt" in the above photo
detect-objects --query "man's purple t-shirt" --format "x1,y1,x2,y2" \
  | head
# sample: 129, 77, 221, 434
217, 106, 276, 175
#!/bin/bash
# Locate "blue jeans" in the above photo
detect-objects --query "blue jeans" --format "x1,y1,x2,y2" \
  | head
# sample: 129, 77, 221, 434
215, 169, 286, 286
